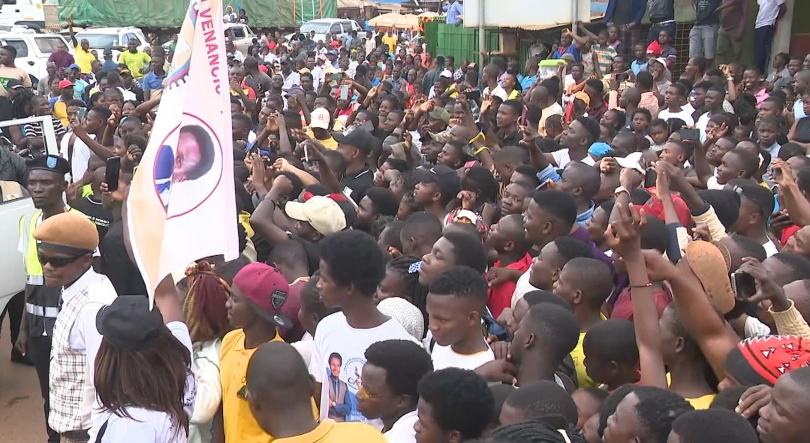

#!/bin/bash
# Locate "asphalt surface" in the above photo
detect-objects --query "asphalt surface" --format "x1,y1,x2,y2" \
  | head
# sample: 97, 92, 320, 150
0, 320, 45, 442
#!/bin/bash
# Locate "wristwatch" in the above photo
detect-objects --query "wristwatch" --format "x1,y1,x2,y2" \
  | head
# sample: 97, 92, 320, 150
614, 186, 629, 197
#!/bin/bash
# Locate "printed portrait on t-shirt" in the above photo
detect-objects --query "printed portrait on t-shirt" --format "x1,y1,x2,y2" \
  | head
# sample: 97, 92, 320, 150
324, 352, 367, 422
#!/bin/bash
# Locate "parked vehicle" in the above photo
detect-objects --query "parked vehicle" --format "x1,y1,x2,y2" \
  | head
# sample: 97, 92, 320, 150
287, 18, 362, 45
0, 0, 45, 32
0, 31, 72, 80
75, 26, 148, 61
224, 23, 255, 55
0, 192, 34, 322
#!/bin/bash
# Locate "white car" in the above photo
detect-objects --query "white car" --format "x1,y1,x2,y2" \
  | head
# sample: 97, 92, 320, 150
287, 18, 362, 45
75, 26, 148, 62
224, 23, 255, 55
0, 196, 34, 323
0, 32, 72, 81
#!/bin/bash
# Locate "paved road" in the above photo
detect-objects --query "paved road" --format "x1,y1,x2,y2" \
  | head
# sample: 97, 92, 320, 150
0, 320, 45, 443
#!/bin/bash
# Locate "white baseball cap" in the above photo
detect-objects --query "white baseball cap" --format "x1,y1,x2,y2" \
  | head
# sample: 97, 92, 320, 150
310, 107, 331, 130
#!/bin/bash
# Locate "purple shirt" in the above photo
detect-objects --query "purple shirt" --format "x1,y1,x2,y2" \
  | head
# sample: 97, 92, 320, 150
48, 51, 75, 70
569, 226, 623, 300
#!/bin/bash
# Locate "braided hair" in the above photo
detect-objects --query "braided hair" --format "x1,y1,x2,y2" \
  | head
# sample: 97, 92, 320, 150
11, 88, 35, 118
183, 260, 232, 344
386, 255, 428, 336
490, 417, 587, 443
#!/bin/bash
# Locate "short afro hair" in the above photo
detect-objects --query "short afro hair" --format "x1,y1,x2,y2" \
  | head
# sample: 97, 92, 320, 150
417, 368, 494, 440
598, 384, 637, 437
525, 303, 580, 361
770, 252, 810, 284
364, 339, 433, 408
522, 290, 571, 311
319, 230, 386, 296
363, 187, 400, 217
583, 319, 638, 366
532, 190, 578, 228
670, 409, 759, 443
441, 231, 488, 274
631, 386, 694, 443
552, 236, 594, 263
429, 265, 488, 306
640, 215, 667, 253
504, 380, 579, 428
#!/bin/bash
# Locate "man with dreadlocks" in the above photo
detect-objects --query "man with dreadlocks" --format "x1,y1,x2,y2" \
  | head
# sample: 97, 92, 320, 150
182, 260, 233, 443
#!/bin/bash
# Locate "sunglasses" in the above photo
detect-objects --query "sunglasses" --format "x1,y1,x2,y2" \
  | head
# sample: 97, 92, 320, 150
37, 253, 84, 268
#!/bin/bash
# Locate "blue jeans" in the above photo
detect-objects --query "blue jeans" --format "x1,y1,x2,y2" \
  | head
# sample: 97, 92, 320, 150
647, 21, 677, 45
755, 25, 776, 75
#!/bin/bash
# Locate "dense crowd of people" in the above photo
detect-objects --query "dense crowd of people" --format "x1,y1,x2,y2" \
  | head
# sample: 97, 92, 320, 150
2, 0, 810, 442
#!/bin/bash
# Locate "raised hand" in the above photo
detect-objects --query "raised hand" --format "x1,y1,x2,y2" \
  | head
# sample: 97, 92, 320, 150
604, 202, 646, 259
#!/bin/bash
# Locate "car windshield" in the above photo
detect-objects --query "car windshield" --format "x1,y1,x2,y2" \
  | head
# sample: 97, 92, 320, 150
300, 22, 331, 34
75, 34, 119, 49
33, 37, 66, 54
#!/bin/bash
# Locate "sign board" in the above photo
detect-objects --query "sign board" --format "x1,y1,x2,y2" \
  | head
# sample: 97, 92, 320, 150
463, 0, 592, 28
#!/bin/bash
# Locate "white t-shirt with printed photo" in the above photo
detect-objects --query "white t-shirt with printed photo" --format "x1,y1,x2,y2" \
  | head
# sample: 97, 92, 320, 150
309, 312, 418, 428
551, 149, 596, 169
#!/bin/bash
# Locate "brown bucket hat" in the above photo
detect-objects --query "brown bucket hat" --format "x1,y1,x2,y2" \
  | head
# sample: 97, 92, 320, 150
684, 240, 735, 314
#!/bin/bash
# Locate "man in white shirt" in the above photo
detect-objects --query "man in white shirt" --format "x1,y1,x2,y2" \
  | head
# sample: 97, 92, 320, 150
426, 266, 495, 371
280, 59, 300, 92
35, 211, 117, 442
364, 31, 376, 55
754, 0, 786, 74
309, 231, 417, 426
658, 82, 695, 126
356, 340, 432, 442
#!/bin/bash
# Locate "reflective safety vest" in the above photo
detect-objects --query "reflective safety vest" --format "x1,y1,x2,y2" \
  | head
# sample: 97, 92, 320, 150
19, 208, 82, 330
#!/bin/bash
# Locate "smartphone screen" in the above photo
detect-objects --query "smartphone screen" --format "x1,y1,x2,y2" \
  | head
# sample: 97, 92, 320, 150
105, 156, 121, 191
339, 85, 349, 100
731, 272, 757, 299
643, 169, 658, 188
678, 128, 700, 141
76, 106, 87, 123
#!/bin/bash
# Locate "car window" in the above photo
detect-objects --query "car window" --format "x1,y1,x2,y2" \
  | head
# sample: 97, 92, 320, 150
3, 40, 28, 58
126, 33, 141, 46
76, 34, 119, 49
245, 26, 254, 36
301, 22, 331, 34
329, 23, 341, 35
231, 27, 246, 39
33, 37, 65, 54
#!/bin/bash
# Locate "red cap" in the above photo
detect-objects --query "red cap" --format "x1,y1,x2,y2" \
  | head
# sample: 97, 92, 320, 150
58, 79, 74, 89
232, 263, 292, 328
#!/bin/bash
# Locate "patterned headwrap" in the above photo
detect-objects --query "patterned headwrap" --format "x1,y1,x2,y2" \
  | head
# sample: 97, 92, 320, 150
725, 335, 810, 386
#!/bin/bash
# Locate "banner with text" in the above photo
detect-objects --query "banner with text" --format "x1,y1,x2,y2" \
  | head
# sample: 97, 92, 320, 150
127, 0, 238, 304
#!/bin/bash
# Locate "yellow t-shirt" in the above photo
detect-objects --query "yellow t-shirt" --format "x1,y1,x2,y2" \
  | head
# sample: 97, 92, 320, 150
74, 46, 96, 74
52, 98, 68, 127
571, 332, 597, 388
665, 373, 716, 409
117, 50, 151, 79
686, 394, 715, 410
274, 420, 387, 443
382, 35, 397, 53
304, 128, 338, 150
220, 329, 318, 443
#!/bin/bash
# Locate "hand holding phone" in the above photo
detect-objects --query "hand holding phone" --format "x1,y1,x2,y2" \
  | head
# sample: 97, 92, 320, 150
105, 156, 121, 192
731, 272, 758, 300
678, 128, 700, 141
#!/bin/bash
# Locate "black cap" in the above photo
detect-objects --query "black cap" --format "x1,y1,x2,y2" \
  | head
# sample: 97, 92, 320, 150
26, 155, 71, 176
96, 296, 165, 352
6, 79, 24, 90
333, 128, 375, 155
733, 181, 775, 215
413, 165, 462, 200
